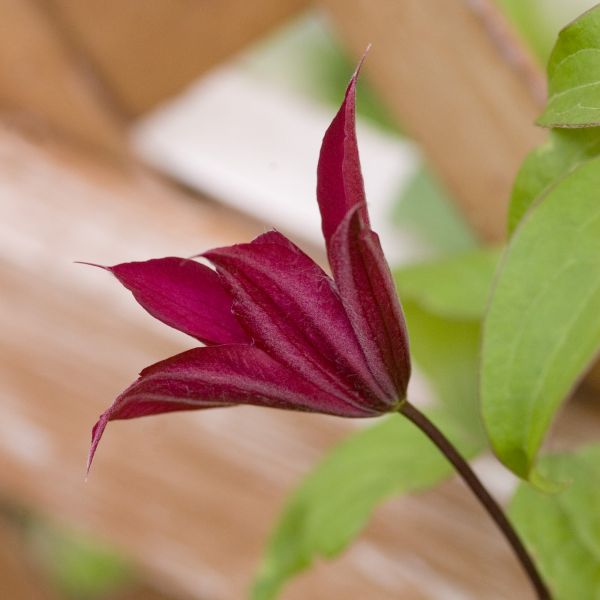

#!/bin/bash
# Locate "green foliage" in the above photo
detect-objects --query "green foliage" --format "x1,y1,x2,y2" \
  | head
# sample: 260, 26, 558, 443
393, 166, 478, 255
252, 409, 482, 600
538, 5, 600, 127
509, 444, 600, 599
495, 0, 600, 66
508, 128, 600, 234
32, 524, 130, 599
395, 248, 499, 433
486, 3, 600, 490
395, 247, 500, 320
252, 248, 498, 599
402, 302, 483, 430
481, 158, 600, 486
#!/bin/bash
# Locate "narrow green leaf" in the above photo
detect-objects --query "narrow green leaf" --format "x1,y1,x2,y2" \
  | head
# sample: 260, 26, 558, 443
509, 444, 600, 599
482, 158, 600, 483
538, 5, 600, 128
508, 128, 600, 234
394, 247, 500, 320
251, 409, 482, 600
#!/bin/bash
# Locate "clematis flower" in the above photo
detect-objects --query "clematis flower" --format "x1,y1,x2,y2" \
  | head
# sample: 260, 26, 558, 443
87, 59, 411, 470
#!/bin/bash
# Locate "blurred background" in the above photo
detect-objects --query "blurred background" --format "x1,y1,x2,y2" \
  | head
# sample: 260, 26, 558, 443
1, 1, 597, 598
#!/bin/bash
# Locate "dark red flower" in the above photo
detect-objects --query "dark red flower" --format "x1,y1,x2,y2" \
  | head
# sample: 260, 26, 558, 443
87, 60, 411, 471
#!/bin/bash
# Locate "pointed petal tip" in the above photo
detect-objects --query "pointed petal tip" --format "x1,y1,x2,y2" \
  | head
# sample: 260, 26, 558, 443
86, 412, 110, 477
74, 261, 110, 271
317, 51, 371, 248
107, 257, 249, 345
352, 44, 372, 79
345, 44, 371, 96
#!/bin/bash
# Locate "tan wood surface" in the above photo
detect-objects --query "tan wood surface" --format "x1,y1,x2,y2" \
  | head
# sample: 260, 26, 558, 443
0, 126, 555, 599
0, 0, 124, 155
46, 0, 310, 117
321, 0, 547, 241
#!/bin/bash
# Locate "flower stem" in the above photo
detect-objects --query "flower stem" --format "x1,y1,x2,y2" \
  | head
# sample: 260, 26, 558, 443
398, 401, 550, 599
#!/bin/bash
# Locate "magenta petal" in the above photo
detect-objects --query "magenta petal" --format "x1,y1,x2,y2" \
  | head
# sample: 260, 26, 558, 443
204, 236, 389, 411
329, 208, 411, 401
88, 344, 372, 470
317, 59, 370, 250
107, 257, 249, 345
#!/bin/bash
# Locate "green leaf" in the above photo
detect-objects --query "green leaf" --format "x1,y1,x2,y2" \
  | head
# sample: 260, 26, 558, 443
31, 524, 130, 598
394, 247, 501, 430
481, 158, 600, 484
394, 248, 501, 426
538, 5, 600, 128
394, 247, 500, 320
393, 166, 478, 255
251, 409, 482, 600
509, 444, 600, 599
508, 128, 600, 234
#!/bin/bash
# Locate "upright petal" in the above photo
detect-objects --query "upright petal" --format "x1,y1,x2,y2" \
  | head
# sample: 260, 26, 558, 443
105, 257, 249, 345
329, 208, 411, 402
88, 344, 372, 470
317, 56, 370, 250
204, 235, 389, 412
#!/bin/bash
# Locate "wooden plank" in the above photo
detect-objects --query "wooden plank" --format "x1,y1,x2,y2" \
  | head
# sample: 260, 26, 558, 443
0, 0, 124, 154
0, 125, 561, 599
320, 0, 546, 241
47, 0, 310, 116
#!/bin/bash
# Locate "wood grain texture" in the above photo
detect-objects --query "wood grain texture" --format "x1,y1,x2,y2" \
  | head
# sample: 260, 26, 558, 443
47, 0, 310, 117
0, 126, 553, 599
320, 0, 547, 241
0, 0, 124, 155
